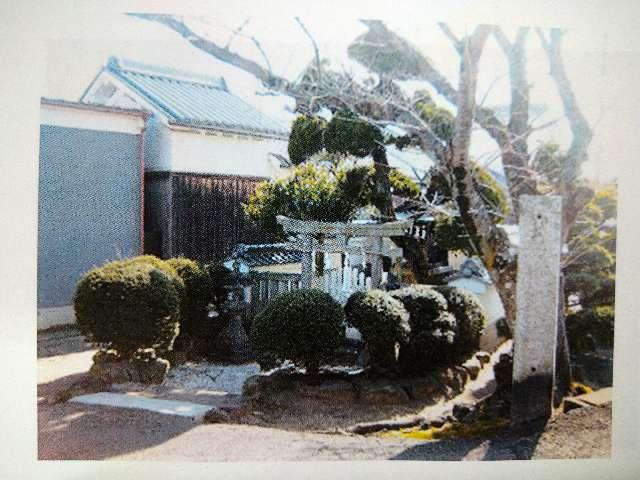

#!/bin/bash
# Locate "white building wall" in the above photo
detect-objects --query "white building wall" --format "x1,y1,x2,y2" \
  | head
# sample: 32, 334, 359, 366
447, 277, 506, 322
169, 128, 288, 178
143, 116, 173, 171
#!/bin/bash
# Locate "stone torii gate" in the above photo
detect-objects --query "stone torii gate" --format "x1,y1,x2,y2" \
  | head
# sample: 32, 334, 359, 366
276, 215, 413, 293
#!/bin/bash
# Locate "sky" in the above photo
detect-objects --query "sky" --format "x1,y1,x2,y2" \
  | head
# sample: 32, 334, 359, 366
42, 1, 639, 182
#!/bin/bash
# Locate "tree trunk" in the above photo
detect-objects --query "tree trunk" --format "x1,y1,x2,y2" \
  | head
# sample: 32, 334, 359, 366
554, 272, 572, 406
371, 146, 395, 220
446, 27, 518, 332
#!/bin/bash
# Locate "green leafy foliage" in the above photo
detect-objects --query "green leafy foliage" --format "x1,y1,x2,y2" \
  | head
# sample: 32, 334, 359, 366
390, 284, 448, 320
250, 289, 345, 374
567, 306, 615, 352
389, 168, 421, 199
414, 91, 456, 142
433, 285, 487, 359
164, 258, 234, 353
427, 163, 509, 254
325, 109, 384, 157
244, 163, 363, 239
74, 259, 181, 357
432, 214, 473, 256
347, 25, 432, 80
564, 183, 617, 353
245, 161, 407, 240
390, 285, 459, 371
344, 290, 410, 370
427, 165, 509, 220
166, 258, 213, 337
288, 115, 326, 165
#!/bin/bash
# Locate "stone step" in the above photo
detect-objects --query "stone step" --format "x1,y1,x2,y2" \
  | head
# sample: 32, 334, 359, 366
70, 392, 215, 420
575, 387, 613, 407
563, 387, 612, 412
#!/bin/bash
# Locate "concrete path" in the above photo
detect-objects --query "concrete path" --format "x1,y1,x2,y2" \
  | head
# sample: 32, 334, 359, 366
70, 392, 215, 420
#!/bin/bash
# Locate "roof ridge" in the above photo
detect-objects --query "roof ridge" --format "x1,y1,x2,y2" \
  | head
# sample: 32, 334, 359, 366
106, 56, 228, 91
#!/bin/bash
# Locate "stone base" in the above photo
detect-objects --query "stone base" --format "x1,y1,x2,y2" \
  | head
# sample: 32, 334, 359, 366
244, 361, 477, 406
88, 349, 170, 385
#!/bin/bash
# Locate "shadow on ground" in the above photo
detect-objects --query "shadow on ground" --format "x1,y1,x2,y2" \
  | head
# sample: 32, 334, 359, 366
37, 326, 93, 358
38, 372, 199, 460
389, 427, 545, 460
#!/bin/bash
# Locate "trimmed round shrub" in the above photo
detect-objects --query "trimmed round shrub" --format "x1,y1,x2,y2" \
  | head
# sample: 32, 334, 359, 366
288, 114, 326, 165
74, 260, 181, 357
390, 285, 457, 371
399, 311, 458, 372
433, 285, 487, 360
344, 290, 410, 370
390, 284, 448, 322
116, 255, 185, 300
325, 109, 384, 158
167, 258, 237, 357
166, 257, 215, 337
250, 289, 345, 374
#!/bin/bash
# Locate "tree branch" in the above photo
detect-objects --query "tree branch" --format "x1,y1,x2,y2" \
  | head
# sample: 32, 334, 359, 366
128, 13, 289, 90
437, 22, 462, 54
536, 27, 593, 181
225, 18, 250, 50
294, 17, 322, 81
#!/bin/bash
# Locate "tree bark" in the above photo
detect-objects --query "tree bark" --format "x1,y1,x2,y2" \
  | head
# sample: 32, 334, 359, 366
371, 146, 395, 219
494, 27, 538, 207
446, 26, 519, 332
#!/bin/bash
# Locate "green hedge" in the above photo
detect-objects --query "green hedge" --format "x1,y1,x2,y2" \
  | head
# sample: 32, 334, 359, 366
391, 285, 457, 371
344, 290, 410, 370
166, 258, 215, 337
74, 259, 181, 356
433, 285, 487, 360
250, 289, 345, 374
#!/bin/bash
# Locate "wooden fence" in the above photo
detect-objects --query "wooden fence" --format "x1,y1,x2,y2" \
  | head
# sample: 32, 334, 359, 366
242, 264, 389, 321
243, 271, 304, 320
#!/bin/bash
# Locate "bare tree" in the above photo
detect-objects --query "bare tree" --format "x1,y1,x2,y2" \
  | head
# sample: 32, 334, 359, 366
129, 13, 592, 334
536, 28, 594, 242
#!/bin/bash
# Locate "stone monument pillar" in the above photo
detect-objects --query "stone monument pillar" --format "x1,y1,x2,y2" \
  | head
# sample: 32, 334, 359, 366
511, 195, 563, 425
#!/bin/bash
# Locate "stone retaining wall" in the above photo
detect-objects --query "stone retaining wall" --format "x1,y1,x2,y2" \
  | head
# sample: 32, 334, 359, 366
243, 351, 493, 406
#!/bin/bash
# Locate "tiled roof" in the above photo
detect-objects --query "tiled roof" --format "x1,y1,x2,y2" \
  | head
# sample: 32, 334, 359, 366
227, 243, 302, 268
444, 257, 493, 284
104, 57, 289, 139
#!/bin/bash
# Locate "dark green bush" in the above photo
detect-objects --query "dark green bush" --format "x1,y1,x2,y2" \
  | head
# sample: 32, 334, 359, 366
74, 260, 181, 357
344, 290, 410, 370
166, 257, 214, 337
250, 289, 345, 374
117, 255, 185, 300
288, 114, 326, 165
166, 258, 237, 356
567, 306, 615, 353
390, 284, 448, 321
325, 109, 383, 158
433, 285, 487, 360
390, 285, 457, 371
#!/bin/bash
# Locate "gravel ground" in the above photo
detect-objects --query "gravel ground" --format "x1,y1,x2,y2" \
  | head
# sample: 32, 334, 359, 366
163, 362, 261, 394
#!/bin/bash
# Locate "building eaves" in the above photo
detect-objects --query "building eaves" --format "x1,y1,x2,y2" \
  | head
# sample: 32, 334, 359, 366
41, 97, 149, 118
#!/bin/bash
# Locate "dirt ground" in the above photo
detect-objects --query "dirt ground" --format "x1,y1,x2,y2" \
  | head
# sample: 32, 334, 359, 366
37, 326, 611, 461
